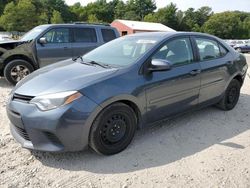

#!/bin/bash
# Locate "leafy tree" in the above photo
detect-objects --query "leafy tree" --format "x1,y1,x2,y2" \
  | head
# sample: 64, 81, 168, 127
123, 10, 140, 21
144, 13, 156, 22
40, 0, 71, 23
0, 0, 38, 31
242, 16, 250, 38
144, 3, 179, 30
128, 0, 156, 21
196, 6, 213, 26
0, 0, 12, 15
114, 0, 126, 19
83, 0, 114, 23
203, 12, 245, 39
51, 10, 64, 24
38, 12, 49, 25
88, 14, 100, 23
0, 0, 249, 39
69, 2, 87, 22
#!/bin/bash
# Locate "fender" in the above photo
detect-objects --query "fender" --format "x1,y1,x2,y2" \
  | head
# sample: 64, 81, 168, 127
1, 41, 39, 70
80, 94, 146, 149
99, 94, 143, 111
0, 47, 7, 54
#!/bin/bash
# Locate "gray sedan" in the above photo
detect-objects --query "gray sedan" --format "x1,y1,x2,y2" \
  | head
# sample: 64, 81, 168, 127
7, 32, 248, 155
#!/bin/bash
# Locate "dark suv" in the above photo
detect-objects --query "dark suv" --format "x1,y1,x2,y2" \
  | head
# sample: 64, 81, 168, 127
0, 23, 119, 84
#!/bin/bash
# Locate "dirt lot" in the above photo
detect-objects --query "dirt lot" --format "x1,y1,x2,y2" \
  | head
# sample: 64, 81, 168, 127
0, 55, 250, 188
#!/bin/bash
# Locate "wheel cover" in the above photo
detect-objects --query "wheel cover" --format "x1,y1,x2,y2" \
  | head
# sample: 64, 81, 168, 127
100, 114, 127, 145
10, 65, 30, 82
227, 87, 238, 105
236, 48, 241, 52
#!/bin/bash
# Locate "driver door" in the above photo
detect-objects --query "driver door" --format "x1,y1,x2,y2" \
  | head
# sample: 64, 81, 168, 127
145, 37, 201, 123
36, 28, 73, 67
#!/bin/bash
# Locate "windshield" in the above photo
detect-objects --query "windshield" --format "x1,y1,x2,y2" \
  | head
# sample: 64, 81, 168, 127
21, 25, 48, 41
83, 35, 162, 67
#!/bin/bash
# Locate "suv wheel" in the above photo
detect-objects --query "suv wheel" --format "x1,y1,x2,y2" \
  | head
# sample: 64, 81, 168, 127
89, 103, 137, 155
4, 59, 34, 85
217, 79, 241, 111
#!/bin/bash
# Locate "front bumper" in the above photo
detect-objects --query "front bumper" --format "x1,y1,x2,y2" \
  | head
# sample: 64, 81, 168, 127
7, 94, 101, 152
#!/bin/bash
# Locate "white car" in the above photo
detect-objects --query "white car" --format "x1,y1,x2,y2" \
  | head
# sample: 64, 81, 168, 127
0, 35, 12, 42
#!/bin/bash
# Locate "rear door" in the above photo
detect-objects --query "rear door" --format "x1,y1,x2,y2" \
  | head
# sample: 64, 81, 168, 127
36, 27, 73, 67
145, 37, 201, 123
193, 36, 231, 104
72, 27, 99, 58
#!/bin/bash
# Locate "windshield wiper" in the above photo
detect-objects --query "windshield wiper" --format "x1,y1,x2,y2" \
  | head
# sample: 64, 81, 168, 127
73, 56, 112, 69
72, 56, 83, 62
87, 61, 112, 69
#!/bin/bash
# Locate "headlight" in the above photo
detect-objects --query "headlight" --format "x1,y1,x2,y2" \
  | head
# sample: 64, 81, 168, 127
30, 91, 82, 111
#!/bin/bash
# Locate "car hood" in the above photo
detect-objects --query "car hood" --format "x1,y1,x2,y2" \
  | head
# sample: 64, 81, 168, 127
0, 40, 18, 44
0, 40, 32, 51
13, 59, 119, 96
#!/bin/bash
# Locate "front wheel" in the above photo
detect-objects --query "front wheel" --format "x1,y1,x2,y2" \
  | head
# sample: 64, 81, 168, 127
89, 103, 137, 155
4, 59, 34, 85
217, 79, 241, 111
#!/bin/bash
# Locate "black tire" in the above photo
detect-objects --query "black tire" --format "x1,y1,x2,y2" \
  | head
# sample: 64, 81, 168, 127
4, 59, 34, 85
217, 79, 241, 111
89, 103, 137, 155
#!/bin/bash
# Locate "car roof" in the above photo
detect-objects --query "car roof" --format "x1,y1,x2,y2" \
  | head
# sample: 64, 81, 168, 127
128, 31, 221, 39
124, 31, 234, 53
39, 23, 115, 29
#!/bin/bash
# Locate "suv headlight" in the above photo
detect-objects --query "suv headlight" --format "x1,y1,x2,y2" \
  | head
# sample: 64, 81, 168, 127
30, 91, 82, 111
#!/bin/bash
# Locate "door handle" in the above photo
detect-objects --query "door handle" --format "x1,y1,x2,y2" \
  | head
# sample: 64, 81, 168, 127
63, 47, 69, 50
189, 69, 201, 76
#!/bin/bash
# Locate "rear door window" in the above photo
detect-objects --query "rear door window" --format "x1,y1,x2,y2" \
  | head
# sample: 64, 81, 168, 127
195, 38, 223, 61
101, 29, 116, 42
74, 28, 97, 43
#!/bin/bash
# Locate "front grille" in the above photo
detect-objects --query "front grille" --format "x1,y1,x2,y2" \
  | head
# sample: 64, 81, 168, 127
12, 93, 34, 103
14, 125, 30, 141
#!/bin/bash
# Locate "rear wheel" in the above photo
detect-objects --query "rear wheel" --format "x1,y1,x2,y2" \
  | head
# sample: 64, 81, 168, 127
236, 48, 242, 53
4, 59, 34, 85
89, 103, 137, 155
217, 79, 241, 111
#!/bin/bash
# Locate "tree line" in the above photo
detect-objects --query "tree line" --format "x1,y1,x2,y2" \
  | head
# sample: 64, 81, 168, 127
0, 0, 249, 39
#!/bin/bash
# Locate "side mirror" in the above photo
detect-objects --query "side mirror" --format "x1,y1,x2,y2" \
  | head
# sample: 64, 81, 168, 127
148, 59, 172, 72
38, 37, 47, 44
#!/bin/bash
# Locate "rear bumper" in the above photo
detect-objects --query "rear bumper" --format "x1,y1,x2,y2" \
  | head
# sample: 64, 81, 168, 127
7, 95, 101, 152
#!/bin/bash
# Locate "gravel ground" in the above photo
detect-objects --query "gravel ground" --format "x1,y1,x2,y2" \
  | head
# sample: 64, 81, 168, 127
0, 55, 250, 188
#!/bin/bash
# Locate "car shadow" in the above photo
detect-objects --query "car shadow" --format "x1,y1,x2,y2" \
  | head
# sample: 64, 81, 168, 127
32, 93, 250, 174
0, 77, 13, 89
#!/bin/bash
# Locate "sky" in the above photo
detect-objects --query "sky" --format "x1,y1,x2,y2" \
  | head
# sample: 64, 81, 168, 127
65, 0, 250, 13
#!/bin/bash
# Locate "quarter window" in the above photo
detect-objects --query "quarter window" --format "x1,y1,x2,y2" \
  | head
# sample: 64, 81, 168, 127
101, 29, 116, 42
43, 28, 70, 43
152, 38, 194, 66
74, 28, 97, 43
195, 38, 223, 61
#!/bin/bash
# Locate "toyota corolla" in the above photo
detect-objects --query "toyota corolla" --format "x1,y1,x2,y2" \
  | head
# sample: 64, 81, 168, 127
7, 32, 248, 155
